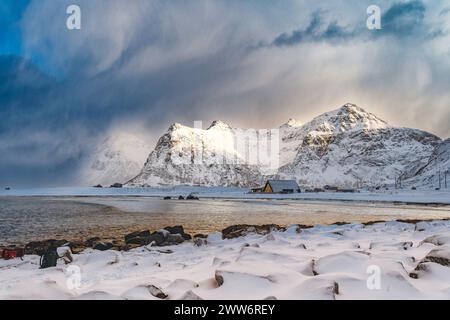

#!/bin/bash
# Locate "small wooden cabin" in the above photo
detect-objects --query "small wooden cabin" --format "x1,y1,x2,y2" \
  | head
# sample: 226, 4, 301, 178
262, 180, 300, 194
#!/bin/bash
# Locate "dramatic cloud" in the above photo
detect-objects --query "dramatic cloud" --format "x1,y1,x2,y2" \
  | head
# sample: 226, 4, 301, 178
1, 0, 450, 186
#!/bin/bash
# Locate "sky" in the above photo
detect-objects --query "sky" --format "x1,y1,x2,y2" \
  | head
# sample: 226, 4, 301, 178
1, 0, 450, 187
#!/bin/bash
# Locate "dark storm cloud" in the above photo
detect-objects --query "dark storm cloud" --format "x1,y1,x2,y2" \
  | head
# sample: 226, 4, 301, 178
382, 0, 426, 35
271, 0, 445, 47
1, 0, 450, 187
272, 11, 354, 46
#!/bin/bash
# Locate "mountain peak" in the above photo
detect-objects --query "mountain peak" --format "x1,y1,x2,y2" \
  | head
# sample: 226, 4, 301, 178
208, 120, 232, 130
282, 118, 303, 128
338, 103, 371, 117
326, 103, 389, 131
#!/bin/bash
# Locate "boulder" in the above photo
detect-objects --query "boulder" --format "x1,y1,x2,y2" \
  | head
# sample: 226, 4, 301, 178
164, 226, 185, 235
186, 194, 199, 200
193, 238, 207, 247
85, 237, 101, 247
221, 224, 284, 240
125, 230, 151, 242
421, 248, 450, 267
165, 234, 185, 245
125, 230, 153, 246
110, 183, 123, 188
25, 239, 69, 255
93, 242, 114, 251
163, 226, 192, 241
147, 285, 168, 299
149, 231, 166, 246
126, 237, 150, 246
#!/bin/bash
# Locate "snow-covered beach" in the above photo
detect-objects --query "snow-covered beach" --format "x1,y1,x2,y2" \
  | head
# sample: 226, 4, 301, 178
1, 219, 450, 300
2, 187, 450, 300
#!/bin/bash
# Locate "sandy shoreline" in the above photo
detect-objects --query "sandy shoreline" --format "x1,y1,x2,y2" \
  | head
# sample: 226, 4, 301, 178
1, 219, 450, 300
3, 194, 450, 247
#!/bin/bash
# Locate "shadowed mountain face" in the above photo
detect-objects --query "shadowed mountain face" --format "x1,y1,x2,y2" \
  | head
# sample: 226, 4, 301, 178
404, 138, 450, 188
120, 104, 443, 188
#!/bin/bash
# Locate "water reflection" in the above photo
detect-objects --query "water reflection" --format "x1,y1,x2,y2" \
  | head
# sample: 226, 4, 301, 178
1, 196, 450, 245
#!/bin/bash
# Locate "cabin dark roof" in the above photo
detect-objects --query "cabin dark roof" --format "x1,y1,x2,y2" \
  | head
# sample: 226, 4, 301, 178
266, 180, 299, 192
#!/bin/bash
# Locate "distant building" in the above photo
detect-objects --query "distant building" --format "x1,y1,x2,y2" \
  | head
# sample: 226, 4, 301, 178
262, 180, 300, 194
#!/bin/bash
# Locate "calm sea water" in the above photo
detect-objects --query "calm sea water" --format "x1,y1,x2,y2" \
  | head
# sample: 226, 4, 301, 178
1, 196, 450, 245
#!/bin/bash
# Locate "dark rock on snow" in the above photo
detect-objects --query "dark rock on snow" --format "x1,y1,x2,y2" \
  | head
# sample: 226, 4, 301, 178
93, 242, 114, 251
221, 224, 284, 240
25, 239, 69, 256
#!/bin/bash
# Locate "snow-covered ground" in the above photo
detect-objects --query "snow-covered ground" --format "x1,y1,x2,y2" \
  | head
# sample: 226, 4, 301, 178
1, 186, 450, 205
1, 220, 450, 300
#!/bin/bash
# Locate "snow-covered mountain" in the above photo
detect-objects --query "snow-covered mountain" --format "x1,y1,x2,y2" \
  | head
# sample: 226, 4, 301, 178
79, 133, 151, 186
126, 121, 264, 187
276, 104, 441, 188
404, 138, 450, 188
115, 103, 445, 189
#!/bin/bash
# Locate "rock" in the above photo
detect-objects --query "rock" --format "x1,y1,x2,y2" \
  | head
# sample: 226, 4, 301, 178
221, 224, 284, 240
85, 237, 101, 247
147, 285, 168, 299
215, 271, 224, 287
421, 248, 450, 267
163, 196, 171, 200
164, 226, 185, 235
186, 194, 200, 200
164, 226, 192, 241
412, 248, 450, 277
331, 282, 340, 295
420, 235, 450, 246
125, 230, 151, 242
149, 231, 166, 246
182, 234, 192, 241
193, 234, 207, 239
93, 184, 103, 188
125, 230, 153, 246
193, 238, 207, 247
126, 237, 150, 246
93, 242, 114, 251
25, 239, 68, 256
110, 183, 123, 188
401, 241, 413, 250
163, 234, 184, 246
178, 196, 185, 200
156, 249, 173, 254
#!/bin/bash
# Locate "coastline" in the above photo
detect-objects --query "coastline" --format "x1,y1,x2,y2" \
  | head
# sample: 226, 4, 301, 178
2, 186, 450, 205
2, 194, 450, 247
4, 217, 450, 255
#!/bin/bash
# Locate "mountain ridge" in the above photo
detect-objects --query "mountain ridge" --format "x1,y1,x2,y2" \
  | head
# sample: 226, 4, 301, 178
85, 103, 447, 189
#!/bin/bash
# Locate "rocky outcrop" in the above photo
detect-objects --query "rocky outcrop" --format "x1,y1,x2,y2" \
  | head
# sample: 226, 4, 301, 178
124, 226, 192, 247
221, 224, 284, 240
